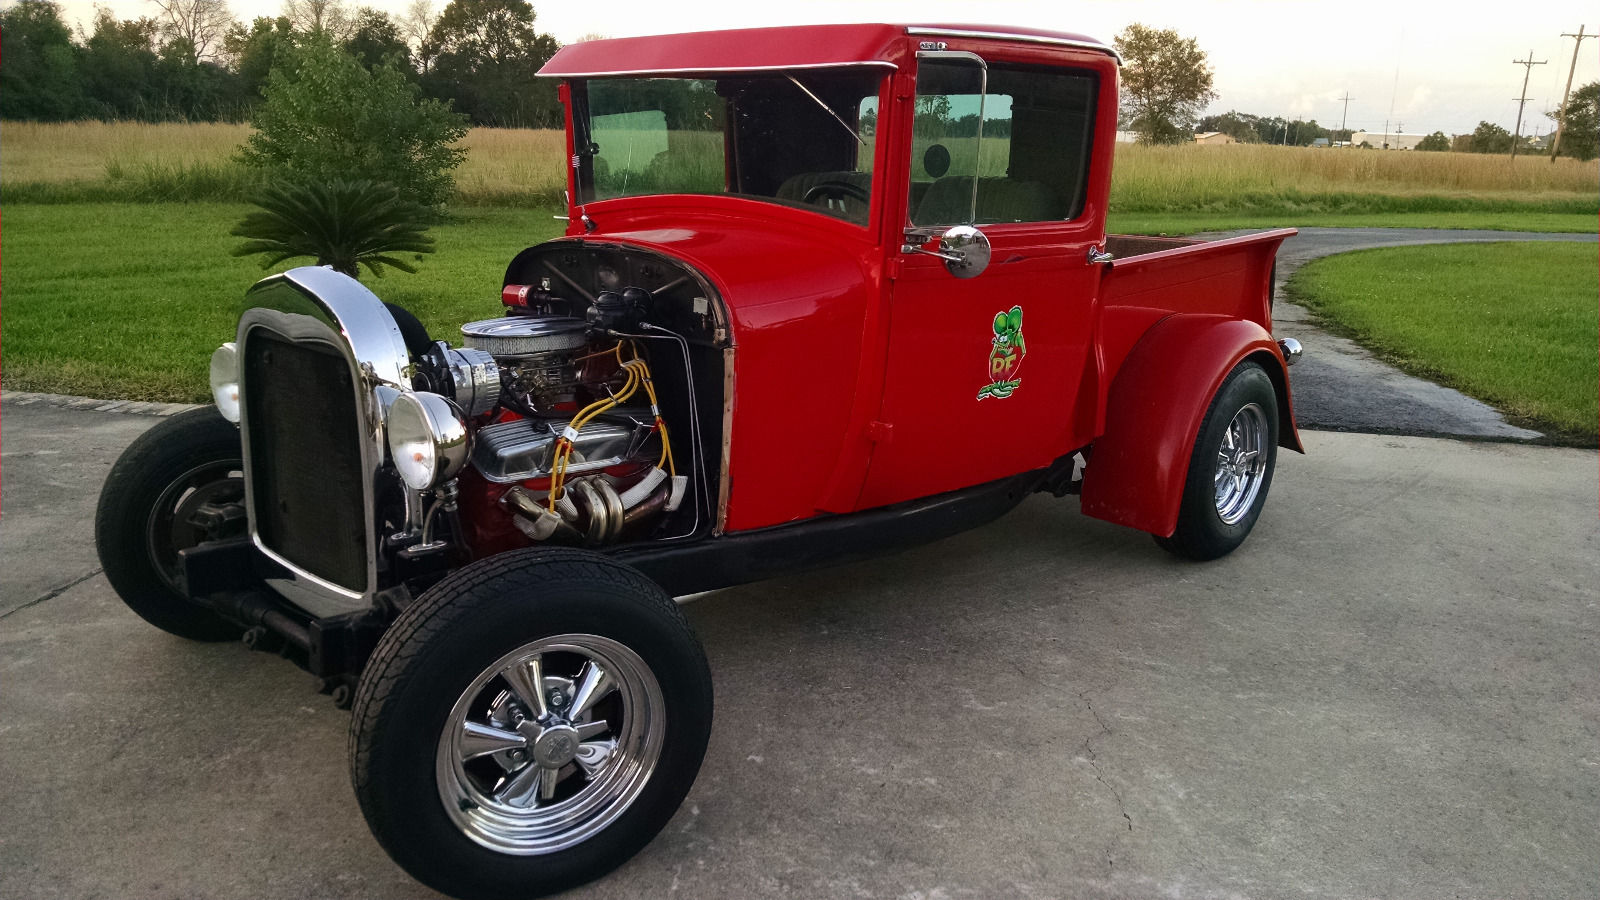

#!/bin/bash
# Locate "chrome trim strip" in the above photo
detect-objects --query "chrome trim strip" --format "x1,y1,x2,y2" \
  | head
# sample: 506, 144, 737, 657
538, 60, 897, 78
905, 27, 1122, 64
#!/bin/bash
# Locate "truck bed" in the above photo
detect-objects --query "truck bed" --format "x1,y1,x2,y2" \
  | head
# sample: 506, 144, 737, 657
1096, 228, 1297, 380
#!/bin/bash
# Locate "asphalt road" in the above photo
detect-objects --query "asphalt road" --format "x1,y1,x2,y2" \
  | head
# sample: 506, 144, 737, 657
1235, 227, 1599, 442
2, 400, 1597, 900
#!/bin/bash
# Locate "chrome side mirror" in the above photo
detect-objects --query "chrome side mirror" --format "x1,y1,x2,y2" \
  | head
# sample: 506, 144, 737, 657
939, 225, 991, 278
902, 224, 992, 279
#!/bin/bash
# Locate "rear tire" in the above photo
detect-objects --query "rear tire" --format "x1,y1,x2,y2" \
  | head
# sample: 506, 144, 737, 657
1155, 361, 1279, 561
94, 406, 245, 641
349, 548, 713, 900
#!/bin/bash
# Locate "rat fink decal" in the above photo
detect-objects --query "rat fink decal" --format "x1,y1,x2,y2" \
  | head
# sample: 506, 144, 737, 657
978, 305, 1026, 400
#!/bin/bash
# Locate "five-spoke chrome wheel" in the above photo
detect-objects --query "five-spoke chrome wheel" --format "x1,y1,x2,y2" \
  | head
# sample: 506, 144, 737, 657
1157, 361, 1280, 561
1213, 402, 1268, 525
437, 634, 666, 856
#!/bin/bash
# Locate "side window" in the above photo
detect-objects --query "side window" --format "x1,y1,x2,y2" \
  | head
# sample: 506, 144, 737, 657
908, 61, 1098, 226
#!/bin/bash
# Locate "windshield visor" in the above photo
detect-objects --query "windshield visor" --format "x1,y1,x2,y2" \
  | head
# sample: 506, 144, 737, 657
572, 71, 885, 225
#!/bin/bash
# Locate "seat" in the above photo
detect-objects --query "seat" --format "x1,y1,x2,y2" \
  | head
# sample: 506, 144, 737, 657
913, 177, 1063, 225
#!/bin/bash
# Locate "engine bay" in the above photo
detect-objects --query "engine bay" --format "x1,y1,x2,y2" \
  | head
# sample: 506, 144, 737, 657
408, 241, 727, 553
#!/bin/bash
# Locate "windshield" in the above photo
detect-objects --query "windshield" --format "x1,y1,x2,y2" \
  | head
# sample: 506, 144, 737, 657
573, 71, 885, 225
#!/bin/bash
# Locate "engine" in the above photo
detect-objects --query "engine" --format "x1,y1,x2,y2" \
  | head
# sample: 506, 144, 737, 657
408, 268, 700, 549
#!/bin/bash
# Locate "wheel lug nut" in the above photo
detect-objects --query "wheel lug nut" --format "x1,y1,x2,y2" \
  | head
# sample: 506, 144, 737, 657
548, 691, 566, 708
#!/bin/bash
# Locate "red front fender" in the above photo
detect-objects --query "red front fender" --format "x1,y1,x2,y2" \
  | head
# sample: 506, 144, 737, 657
1080, 315, 1303, 537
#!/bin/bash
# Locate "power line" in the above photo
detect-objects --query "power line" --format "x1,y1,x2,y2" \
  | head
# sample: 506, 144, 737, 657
1510, 49, 1548, 160
1550, 26, 1596, 162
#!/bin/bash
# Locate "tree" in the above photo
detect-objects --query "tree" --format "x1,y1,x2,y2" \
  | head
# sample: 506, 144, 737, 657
1549, 81, 1599, 161
239, 36, 468, 208
0, 0, 86, 119
423, 0, 560, 127
344, 7, 410, 70
1113, 24, 1217, 145
79, 10, 162, 118
399, 0, 437, 70
1468, 120, 1513, 154
1197, 110, 1262, 143
232, 180, 436, 278
1416, 131, 1450, 152
224, 16, 297, 99
282, 0, 352, 40
149, 0, 233, 64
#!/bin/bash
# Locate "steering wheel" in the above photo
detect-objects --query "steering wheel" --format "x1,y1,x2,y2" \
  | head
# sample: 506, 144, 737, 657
802, 181, 870, 205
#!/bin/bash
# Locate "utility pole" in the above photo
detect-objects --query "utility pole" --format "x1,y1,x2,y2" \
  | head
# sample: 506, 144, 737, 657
1550, 25, 1595, 162
1511, 49, 1547, 160
1338, 92, 1353, 145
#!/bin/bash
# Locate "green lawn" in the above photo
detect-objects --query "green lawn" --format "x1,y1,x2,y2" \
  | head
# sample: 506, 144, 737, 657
1288, 242, 1599, 442
2, 203, 567, 401
5, 203, 1596, 430
1108, 211, 1599, 236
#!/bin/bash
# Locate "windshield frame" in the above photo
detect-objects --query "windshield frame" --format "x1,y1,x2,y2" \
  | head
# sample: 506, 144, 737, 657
568, 69, 892, 231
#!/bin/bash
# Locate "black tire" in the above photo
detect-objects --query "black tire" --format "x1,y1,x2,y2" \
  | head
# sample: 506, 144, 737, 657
1155, 361, 1279, 561
349, 548, 713, 900
94, 406, 245, 641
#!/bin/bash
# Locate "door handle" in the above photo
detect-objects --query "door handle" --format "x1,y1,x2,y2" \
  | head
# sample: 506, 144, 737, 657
1087, 245, 1114, 265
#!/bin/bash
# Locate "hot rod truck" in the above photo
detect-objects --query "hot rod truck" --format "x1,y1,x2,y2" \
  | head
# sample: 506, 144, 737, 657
95, 22, 1303, 900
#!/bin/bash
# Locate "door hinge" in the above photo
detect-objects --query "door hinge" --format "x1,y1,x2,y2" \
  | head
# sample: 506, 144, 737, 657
886, 256, 903, 280
867, 420, 894, 444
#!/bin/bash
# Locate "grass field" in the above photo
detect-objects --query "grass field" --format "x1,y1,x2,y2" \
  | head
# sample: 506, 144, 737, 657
3, 122, 1596, 410
1, 203, 567, 401
4, 121, 1595, 224
1288, 242, 1599, 441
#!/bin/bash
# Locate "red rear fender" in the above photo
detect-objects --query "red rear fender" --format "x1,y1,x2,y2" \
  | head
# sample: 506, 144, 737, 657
1080, 315, 1302, 537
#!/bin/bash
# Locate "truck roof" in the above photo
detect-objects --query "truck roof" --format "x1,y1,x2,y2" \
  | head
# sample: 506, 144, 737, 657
537, 23, 1118, 78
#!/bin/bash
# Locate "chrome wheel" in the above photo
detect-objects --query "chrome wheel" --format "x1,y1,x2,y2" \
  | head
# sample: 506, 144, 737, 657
436, 633, 666, 856
1213, 402, 1268, 525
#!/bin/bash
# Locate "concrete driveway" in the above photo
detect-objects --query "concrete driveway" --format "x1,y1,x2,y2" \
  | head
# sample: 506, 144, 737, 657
2, 400, 1596, 900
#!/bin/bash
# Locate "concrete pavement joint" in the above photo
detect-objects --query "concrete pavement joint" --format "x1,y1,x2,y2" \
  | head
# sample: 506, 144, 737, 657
1, 568, 104, 621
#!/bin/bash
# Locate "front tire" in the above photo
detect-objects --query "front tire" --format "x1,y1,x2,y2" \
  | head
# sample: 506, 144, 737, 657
349, 548, 713, 900
1156, 361, 1279, 561
94, 406, 245, 641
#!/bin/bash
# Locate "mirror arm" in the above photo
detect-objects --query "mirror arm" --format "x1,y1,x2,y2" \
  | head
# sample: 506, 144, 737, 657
901, 243, 965, 263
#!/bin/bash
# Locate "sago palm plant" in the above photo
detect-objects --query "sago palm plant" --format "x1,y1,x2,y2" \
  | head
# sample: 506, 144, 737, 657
231, 179, 436, 279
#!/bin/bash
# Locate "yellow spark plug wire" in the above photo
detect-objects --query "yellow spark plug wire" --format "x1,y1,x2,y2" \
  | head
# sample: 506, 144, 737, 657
546, 344, 641, 511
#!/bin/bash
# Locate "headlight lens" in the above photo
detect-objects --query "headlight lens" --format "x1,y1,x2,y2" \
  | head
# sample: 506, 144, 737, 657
209, 342, 240, 423
386, 391, 469, 491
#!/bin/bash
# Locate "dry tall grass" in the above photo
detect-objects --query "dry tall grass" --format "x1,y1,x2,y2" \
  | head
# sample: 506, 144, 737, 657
3, 121, 1595, 211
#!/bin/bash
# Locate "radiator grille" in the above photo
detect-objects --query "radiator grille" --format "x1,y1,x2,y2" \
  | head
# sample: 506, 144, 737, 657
243, 331, 369, 592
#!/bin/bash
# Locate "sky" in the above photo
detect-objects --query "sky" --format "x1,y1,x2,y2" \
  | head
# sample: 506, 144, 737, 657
51, 0, 1600, 137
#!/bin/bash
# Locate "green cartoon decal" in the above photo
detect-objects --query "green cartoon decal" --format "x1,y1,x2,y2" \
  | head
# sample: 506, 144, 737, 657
978, 305, 1026, 400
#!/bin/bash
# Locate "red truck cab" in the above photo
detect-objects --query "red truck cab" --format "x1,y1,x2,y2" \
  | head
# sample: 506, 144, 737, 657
96, 23, 1303, 900
538, 23, 1300, 537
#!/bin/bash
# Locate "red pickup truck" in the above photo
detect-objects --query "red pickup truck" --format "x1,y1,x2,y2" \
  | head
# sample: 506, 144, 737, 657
96, 23, 1302, 900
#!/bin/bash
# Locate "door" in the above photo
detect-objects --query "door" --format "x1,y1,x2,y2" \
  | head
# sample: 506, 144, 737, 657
858, 53, 1106, 509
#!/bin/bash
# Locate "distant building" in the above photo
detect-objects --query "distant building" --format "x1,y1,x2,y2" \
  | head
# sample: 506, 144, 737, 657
1115, 130, 1140, 144
1311, 137, 1330, 148
1349, 130, 1429, 150
1193, 131, 1237, 145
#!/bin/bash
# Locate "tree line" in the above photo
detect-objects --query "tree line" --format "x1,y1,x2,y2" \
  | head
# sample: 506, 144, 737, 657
0, 0, 563, 126
1114, 23, 1598, 160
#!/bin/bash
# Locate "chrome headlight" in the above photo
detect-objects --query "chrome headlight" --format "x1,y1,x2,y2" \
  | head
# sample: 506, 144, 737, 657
209, 342, 241, 423
386, 391, 469, 491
